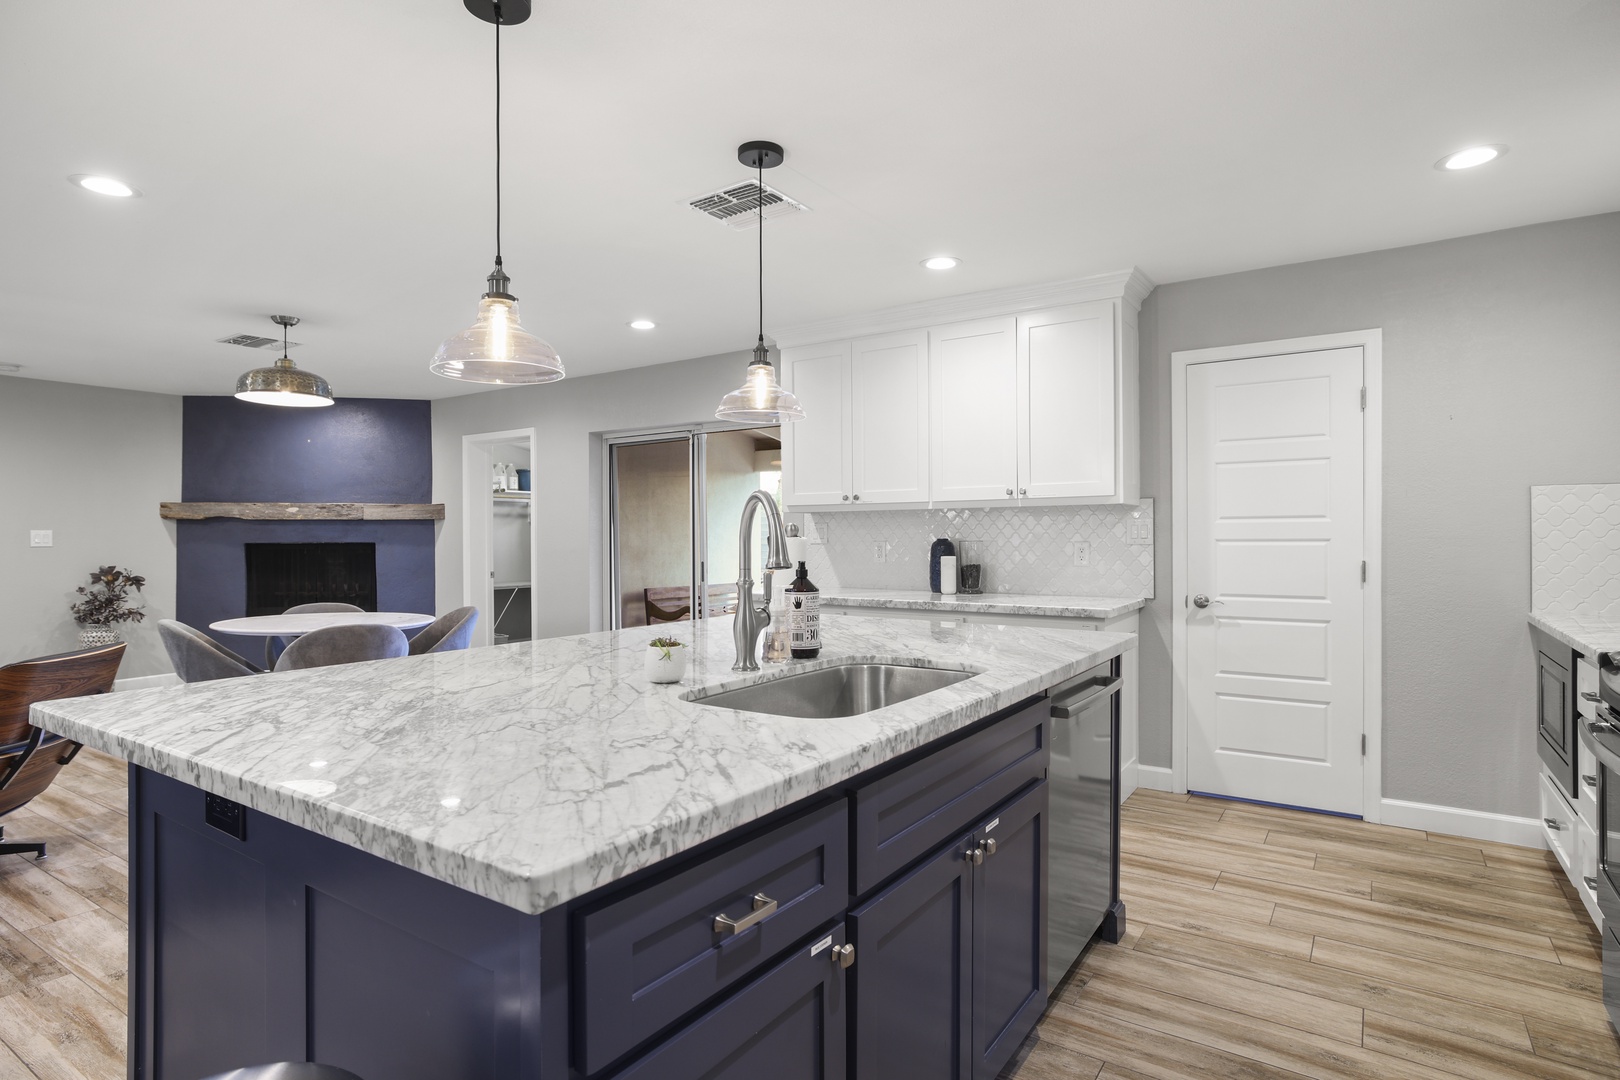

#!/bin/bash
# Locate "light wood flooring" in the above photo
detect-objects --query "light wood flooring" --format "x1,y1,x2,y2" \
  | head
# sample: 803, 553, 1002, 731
0, 755, 1616, 1079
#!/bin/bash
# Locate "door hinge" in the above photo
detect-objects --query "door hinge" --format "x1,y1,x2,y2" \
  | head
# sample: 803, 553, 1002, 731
1360, 560, 1367, 584
1361, 734, 1367, 756
1360, 386, 1367, 411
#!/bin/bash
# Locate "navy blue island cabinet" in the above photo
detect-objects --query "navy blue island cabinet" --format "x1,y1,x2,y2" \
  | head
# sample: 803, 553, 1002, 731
130, 692, 1075, 1080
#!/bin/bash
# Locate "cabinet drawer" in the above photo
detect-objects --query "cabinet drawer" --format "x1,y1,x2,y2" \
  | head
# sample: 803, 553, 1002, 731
574, 800, 849, 1075
615, 923, 848, 1080
852, 697, 1048, 895
1540, 770, 1576, 875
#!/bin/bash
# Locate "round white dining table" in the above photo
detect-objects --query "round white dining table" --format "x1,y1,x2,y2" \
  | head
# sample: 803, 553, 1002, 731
209, 612, 436, 637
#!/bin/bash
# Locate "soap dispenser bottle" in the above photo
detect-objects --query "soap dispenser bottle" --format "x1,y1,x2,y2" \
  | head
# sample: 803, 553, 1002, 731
785, 561, 821, 659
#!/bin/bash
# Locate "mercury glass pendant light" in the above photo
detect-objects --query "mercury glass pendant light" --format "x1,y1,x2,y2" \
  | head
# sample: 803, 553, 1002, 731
432, 0, 563, 385
234, 315, 334, 408
716, 141, 804, 424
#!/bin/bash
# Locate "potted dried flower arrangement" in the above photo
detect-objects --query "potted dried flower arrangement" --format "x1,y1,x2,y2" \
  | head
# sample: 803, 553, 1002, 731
70, 565, 147, 647
645, 635, 688, 683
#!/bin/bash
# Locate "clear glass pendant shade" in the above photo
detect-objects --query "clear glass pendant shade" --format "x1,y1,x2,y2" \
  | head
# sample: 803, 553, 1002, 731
234, 358, 334, 408
715, 356, 805, 424
431, 294, 564, 384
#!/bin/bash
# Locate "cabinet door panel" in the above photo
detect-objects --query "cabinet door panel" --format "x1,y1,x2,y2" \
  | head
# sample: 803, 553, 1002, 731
851, 330, 929, 504
615, 925, 847, 1080
782, 342, 851, 507
930, 317, 1018, 503
971, 782, 1048, 1080
1018, 303, 1116, 499
850, 841, 973, 1080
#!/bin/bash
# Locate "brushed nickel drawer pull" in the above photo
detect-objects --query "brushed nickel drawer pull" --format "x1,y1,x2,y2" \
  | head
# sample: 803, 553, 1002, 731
1585, 876, 1600, 892
1544, 817, 1564, 831
1584, 774, 1599, 789
1583, 691, 1602, 702
831, 942, 855, 969
714, 893, 778, 936
964, 844, 984, 866
982, 837, 999, 857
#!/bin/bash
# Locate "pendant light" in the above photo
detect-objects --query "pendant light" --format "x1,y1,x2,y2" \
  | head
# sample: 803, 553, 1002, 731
234, 315, 334, 408
432, 0, 563, 385
716, 140, 805, 424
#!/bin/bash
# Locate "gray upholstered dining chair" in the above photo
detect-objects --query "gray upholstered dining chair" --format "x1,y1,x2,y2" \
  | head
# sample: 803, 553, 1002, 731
159, 620, 265, 682
266, 601, 366, 668
273, 623, 408, 672
407, 607, 479, 656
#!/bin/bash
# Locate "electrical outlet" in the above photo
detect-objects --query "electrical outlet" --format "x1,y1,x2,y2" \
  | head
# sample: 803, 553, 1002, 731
29, 530, 52, 548
872, 541, 887, 563
1072, 540, 1090, 567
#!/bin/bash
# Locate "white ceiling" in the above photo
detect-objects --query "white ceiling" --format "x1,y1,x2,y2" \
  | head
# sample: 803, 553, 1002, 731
2, 0, 1617, 400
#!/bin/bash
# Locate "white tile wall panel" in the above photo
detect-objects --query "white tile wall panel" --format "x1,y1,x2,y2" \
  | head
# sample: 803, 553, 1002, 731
1531, 484, 1620, 617
797, 499, 1153, 598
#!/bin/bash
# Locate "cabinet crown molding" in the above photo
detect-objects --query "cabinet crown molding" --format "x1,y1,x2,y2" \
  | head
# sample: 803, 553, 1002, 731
769, 267, 1155, 351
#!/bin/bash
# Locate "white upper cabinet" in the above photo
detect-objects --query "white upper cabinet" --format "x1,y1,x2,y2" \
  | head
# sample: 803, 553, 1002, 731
930, 317, 1018, 503
851, 331, 929, 505
1018, 302, 1119, 500
776, 269, 1148, 510
780, 340, 852, 507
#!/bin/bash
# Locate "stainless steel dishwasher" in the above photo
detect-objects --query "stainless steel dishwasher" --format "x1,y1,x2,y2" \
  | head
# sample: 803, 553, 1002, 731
1046, 656, 1125, 993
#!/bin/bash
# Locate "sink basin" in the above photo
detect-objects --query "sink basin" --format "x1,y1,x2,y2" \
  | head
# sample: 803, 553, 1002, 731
685, 662, 975, 718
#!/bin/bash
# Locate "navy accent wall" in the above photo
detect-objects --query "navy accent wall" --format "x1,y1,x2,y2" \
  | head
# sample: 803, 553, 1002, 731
177, 398, 435, 656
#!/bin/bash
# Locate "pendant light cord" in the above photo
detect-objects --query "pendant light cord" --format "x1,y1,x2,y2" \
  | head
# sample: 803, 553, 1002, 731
282, 318, 288, 361
494, 7, 503, 267
757, 161, 764, 351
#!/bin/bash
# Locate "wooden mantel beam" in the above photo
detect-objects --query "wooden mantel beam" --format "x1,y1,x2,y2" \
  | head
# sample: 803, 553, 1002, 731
159, 502, 445, 522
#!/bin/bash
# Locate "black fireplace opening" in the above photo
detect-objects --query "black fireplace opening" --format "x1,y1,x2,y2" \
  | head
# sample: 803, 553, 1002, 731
245, 543, 378, 616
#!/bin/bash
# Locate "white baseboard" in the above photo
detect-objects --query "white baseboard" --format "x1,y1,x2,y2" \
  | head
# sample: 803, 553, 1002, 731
1135, 764, 1175, 793
1380, 797, 1546, 850
1120, 757, 1138, 802
114, 672, 180, 693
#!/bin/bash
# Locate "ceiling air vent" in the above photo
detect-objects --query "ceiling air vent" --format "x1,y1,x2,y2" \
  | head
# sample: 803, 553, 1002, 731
687, 178, 809, 230
217, 334, 299, 349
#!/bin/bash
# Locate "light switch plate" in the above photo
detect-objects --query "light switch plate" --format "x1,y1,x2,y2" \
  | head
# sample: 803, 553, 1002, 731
1128, 519, 1152, 546
30, 530, 52, 548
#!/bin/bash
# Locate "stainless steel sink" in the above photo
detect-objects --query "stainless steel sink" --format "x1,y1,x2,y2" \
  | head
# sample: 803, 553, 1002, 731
685, 662, 975, 718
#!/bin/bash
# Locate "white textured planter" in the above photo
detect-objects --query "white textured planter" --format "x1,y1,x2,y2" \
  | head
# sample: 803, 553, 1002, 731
644, 647, 688, 684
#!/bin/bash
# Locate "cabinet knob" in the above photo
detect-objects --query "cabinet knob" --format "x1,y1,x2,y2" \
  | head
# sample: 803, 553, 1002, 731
842, 495, 850, 502
982, 837, 999, 857
1005, 488, 1014, 497
852, 494, 861, 502
964, 844, 984, 866
831, 942, 856, 970
1018, 488, 1026, 497
1543, 817, 1563, 831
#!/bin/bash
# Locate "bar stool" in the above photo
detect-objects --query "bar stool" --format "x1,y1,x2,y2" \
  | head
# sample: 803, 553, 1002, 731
201, 1065, 363, 1080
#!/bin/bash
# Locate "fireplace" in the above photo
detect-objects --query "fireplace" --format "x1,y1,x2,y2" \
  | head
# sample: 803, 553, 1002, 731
244, 542, 378, 616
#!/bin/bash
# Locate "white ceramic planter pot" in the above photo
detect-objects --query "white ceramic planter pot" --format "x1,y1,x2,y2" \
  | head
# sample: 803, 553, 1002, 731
644, 647, 688, 684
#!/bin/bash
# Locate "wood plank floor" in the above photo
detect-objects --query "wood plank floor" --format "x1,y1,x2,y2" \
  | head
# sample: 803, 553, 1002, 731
1011, 788, 1620, 1080
1, 756, 1615, 1079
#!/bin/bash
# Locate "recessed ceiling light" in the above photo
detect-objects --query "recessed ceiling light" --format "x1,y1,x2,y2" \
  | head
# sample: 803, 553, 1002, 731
629, 319, 656, 330
922, 256, 960, 270
1435, 145, 1507, 171
68, 174, 140, 197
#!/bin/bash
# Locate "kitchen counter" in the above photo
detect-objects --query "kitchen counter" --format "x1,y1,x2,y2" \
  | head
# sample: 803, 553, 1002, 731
821, 588, 1146, 620
31, 614, 1133, 915
1529, 610, 1620, 658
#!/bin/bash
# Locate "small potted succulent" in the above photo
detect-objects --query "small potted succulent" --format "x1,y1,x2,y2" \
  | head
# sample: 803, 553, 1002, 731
645, 635, 688, 683
70, 565, 147, 647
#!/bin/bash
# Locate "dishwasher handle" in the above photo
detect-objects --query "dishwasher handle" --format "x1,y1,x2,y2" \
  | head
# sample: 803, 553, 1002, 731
1050, 676, 1121, 719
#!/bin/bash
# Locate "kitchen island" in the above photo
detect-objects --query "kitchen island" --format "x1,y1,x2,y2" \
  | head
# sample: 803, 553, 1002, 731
33, 614, 1133, 1080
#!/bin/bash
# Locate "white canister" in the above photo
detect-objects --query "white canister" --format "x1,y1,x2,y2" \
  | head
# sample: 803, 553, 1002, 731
940, 555, 958, 595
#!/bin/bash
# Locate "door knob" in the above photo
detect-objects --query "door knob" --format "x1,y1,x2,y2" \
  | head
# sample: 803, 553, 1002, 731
1192, 594, 1224, 609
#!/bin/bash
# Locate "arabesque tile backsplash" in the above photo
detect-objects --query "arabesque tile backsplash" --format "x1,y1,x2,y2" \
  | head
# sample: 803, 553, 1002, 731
1531, 484, 1620, 616
791, 499, 1153, 598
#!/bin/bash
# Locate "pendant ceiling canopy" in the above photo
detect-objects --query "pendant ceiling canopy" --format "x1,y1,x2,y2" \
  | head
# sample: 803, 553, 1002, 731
716, 140, 804, 425
433, 0, 563, 386
234, 315, 334, 408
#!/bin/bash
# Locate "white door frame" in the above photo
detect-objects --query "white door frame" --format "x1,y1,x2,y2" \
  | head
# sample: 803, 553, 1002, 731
1171, 329, 1384, 821
462, 427, 539, 647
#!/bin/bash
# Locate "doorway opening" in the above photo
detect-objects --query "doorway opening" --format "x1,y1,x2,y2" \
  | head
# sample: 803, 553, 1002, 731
607, 427, 782, 630
462, 428, 538, 648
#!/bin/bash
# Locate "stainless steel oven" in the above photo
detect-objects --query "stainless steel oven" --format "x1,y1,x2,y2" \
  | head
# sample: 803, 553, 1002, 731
1587, 653, 1620, 1034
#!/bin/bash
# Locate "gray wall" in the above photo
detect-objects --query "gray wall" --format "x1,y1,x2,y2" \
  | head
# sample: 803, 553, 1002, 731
0, 377, 182, 678
1138, 211, 1620, 817
432, 349, 756, 640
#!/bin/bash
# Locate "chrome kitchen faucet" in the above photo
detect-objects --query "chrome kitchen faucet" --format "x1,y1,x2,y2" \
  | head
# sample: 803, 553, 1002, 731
733, 490, 793, 672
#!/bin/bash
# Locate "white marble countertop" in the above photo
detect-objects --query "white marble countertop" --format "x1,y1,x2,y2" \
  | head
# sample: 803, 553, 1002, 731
32, 615, 1134, 916
1530, 611, 1620, 659
820, 589, 1146, 620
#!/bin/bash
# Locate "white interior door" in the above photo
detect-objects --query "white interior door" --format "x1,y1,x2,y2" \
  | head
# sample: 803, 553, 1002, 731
1185, 347, 1365, 815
